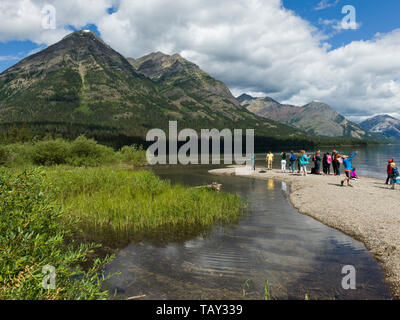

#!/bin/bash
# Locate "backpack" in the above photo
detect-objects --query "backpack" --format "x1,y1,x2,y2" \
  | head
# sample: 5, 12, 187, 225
338, 157, 343, 164
327, 155, 332, 164
290, 154, 297, 161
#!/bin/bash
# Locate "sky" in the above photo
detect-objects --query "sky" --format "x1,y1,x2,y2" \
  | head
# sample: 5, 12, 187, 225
0, 0, 399, 122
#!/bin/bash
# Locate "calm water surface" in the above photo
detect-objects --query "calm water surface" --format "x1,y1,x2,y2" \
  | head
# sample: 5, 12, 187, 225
105, 160, 394, 300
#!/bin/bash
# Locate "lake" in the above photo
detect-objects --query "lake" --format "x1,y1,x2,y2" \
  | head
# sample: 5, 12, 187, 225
104, 147, 395, 299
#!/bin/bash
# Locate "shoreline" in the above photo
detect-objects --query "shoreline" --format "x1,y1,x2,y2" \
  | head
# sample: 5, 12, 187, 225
209, 165, 400, 299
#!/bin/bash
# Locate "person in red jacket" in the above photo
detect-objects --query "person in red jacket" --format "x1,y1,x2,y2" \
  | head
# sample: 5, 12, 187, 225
385, 158, 395, 184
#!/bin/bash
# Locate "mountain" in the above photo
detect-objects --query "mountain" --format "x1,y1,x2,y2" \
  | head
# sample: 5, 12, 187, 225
360, 115, 400, 140
130, 52, 251, 122
0, 30, 307, 142
0, 30, 177, 136
239, 94, 380, 140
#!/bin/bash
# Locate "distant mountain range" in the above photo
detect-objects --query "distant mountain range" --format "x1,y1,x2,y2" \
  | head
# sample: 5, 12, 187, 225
237, 94, 385, 141
0, 30, 308, 143
360, 114, 400, 140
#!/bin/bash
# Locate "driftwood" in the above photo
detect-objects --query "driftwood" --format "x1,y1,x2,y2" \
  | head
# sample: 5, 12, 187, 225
127, 294, 146, 300
193, 182, 222, 192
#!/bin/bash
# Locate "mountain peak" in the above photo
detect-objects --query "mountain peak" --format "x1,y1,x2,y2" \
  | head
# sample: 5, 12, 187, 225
370, 114, 397, 121
236, 93, 255, 103
130, 51, 198, 80
61, 30, 110, 47
360, 114, 400, 140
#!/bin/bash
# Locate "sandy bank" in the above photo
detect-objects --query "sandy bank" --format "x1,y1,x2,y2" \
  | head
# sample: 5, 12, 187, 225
209, 165, 400, 299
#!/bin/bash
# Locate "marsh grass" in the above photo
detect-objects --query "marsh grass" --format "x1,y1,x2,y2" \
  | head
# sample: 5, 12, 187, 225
44, 167, 246, 241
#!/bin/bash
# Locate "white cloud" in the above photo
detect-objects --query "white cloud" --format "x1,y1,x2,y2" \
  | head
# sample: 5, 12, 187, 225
315, 0, 340, 11
0, 55, 21, 61
0, 0, 115, 45
1, 0, 400, 121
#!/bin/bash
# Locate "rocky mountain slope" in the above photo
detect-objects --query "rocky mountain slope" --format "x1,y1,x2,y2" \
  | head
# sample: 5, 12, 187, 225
360, 114, 400, 140
0, 31, 307, 140
238, 94, 381, 140
130, 52, 254, 122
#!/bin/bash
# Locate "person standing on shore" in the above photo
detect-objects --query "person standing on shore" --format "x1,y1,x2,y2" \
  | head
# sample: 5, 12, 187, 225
336, 152, 342, 176
322, 152, 328, 174
326, 152, 332, 174
297, 150, 302, 173
341, 151, 357, 187
266, 151, 274, 170
251, 154, 256, 171
281, 152, 287, 172
385, 158, 394, 184
298, 151, 311, 176
390, 162, 399, 190
289, 151, 296, 174
313, 150, 321, 174
332, 150, 338, 175
323, 152, 332, 175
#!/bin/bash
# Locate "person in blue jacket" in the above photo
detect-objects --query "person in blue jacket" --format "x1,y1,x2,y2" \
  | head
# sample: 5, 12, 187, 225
298, 150, 311, 176
251, 154, 256, 171
341, 151, 358, 187
390, 162, 399, 190
289, 150, 297, 174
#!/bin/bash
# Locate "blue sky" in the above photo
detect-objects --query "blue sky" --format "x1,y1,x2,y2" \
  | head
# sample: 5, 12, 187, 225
283, 0, 400, 50
0, 0, 399, 120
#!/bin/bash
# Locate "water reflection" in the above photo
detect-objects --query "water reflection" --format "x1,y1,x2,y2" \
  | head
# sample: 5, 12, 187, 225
104, 166, 393, 300
267, 179, 275, 191
281, 181, 288, 194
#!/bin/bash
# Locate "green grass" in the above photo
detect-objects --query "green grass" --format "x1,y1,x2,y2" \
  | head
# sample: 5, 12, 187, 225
1, 166, 246, 299
0, 168, 113, 300
44, 167, 246, 234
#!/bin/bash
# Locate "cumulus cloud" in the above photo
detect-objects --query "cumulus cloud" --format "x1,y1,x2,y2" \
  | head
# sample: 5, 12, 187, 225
1, 0, 399, 120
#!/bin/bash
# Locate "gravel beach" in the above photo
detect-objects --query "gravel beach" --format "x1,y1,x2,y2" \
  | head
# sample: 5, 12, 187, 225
209, 165, 400, 298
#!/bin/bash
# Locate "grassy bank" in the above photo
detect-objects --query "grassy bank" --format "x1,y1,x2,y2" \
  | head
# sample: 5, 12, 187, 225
45, 167, 246, 238
1, 165, 246, 299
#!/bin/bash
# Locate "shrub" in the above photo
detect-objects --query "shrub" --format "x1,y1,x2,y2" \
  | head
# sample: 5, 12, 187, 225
118, 144, 147, 166
0, 169, 113, 299
67, 136, 115, 167
31, 139, 70, 165
0, 146, 10, 165
0, 143, 34, 167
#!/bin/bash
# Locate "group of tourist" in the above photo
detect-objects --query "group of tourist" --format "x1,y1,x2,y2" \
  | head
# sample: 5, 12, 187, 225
261, 150, 399, 189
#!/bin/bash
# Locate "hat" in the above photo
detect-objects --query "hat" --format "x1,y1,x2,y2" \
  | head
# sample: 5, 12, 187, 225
332, 149, 336, 153
391, 162, 396, 167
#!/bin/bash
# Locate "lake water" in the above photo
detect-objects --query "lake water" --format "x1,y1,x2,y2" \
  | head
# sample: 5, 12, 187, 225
105, 154, 395, 299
